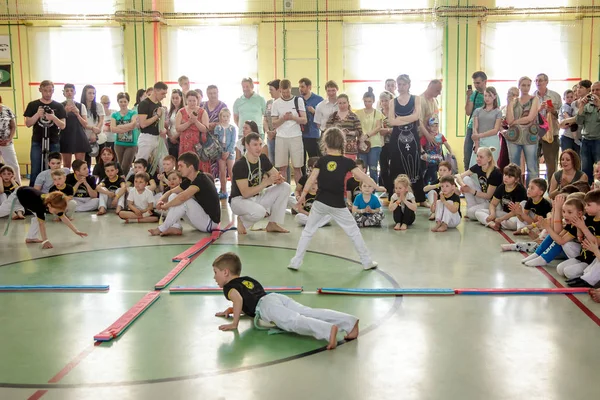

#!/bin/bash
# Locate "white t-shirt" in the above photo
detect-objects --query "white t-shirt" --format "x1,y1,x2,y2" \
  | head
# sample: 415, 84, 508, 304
128, 187, 154, 210
271, 96, 305, 138
390, 192, 415, 211
314, 99, 338, 129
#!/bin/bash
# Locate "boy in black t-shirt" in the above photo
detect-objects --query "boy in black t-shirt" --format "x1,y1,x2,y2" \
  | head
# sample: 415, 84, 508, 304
475, 163, 527, 231
424, 161, 457, 221
49, 169, 76, 219
150, 152, 221, 236
431, 175, 462, 232
136, 82, 168, 162
229, 133, 291, 235
97, 161, 127, 215
66, 160, 99, 212
294, 177, 331, 227
289, 127, 380, 271
512, 178, 553, 235
213, 252, 359, 350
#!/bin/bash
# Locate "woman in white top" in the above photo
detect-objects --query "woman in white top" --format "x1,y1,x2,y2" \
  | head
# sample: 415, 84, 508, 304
356, 87, 384, 182
100, 95, 116, 151
0, 98, 19, 183
166, 89, 183, 159
81, 85, 105, 164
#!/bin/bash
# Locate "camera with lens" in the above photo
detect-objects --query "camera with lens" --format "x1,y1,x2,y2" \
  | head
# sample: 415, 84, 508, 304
43, 105, 53, 114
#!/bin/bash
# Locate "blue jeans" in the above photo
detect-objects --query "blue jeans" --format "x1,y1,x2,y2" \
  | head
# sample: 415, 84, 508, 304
580, 138, 600, 184
560, 135, 580, 154
507, 142, 538, 184
29, 141, 61, 186
463, 127, 474, 171
358, 146, 382, 182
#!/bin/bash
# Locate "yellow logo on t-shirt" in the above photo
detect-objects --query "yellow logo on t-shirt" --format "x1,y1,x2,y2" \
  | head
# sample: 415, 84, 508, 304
327, 161, 337, 171
242, 280, 254, 289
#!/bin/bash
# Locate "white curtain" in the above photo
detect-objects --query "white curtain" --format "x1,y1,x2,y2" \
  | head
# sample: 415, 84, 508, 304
28, 27, 125, 104
343, 22, 443, 107
162, 25, 259, 109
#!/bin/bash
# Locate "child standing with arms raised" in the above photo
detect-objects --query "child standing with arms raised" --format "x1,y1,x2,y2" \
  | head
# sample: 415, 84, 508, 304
289, 127, 379, 271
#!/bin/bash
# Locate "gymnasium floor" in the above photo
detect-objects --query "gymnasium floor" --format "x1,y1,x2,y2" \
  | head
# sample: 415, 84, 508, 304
1, 201, 599, 400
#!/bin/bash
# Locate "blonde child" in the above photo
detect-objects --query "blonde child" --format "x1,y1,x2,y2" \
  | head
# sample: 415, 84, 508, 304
593, 162, 600, 190
352, 181, 384, 227
423, 160, 456, 221
118, 172, 158, 223
431, 175, 461, 232
155, 155, 177, 202
475, 163, 527, 230
289, 127, 379, 271
0, 165, 24, 219
214, 252, 359, 350
294, 178, 331, 227
388, 174, 417, 231
455, 146, 502, 219
214, 108, 236, 199
48, 169, 76, 219
97, 161, 127, 215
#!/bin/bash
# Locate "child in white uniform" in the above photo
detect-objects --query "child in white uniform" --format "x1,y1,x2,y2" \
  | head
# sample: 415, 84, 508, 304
118, 172, 158, 223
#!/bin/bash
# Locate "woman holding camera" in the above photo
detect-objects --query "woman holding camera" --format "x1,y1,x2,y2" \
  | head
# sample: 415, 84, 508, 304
176, 90, 209, 169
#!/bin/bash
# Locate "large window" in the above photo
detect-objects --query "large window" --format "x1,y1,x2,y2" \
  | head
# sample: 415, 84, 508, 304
43, 0, 115, 14
343, 23, 443, 106
495, 0, 569, 7
360, 0, 430, 9
173, 0, 247, 13
162, 25, 258, 111
28, 27, 125, 106
481, 21, 582, 101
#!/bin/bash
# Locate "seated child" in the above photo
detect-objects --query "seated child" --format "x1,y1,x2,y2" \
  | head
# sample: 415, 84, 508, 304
566, 238, 600, 288
48, 169, 76, 219
594, 162, 600, 191
65, 160, 99, 212
352, 181, 384, 227
118, 172, 159, 223
431, 175, 461, 232
420, 116, 453, 186
294, 178, 331, 227
123, 158, 157, 209
512, 178, 552, 234
155, 155, 177, 203
97, 161, 127, 215
475, 163, 527, 230
345, 159, 366, 209
33, 151, 70, 194
423, 160, 456, 221
389, 174, 417, 231
0, 165, 24, 219
213, 252, 359, 350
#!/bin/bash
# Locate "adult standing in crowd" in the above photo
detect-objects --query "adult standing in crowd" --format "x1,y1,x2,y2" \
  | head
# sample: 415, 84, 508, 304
271, 79, 307, 185
176, 90, 209, 169
203, 85, 228, 177
384, 78, 397, 96
470, 87, 502, 166
561, 80, 592, 153
59, 84, 89, 169
505, 76, 540, 183
81, 84, 105, 165
356, 87, 384, 182
298, 77, 324, 164
314, 80, 339, 131
24, 80, 66, 186
576, 81, 600, 183
386, 74, 425, 203
264, 79, 281, 164
419, 80, 442, 143
0, 96, 20, 183
178, 75, 191, 100
465, 71, 488, 171
233, 78, 266, 138
101, 95, 116, 151
111, 92, 139, 175
378, 90, 394, 189
167, 89, 183, 159
134, 89, 147, 111
325, 94, 362, 160
136, 81, 168, 161
534, 73, 562, 179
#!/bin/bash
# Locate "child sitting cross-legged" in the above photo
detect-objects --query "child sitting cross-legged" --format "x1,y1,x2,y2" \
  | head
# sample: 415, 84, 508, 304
423, 161, 457, 221
352, 181, 384, 227
431, 175, 462, 232
294, 178, 331, 227
48, 169, 76, 220
389, 174, 417, 231
511, 178, 552, 235
475, 163, 527, 230
118, 172, 159, 223
213, 252, 359, 350
97, 161, 127, 215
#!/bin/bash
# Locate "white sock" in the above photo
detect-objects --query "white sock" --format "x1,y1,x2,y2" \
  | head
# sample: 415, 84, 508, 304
524, 256, 547, 267
521, 253, 539, 263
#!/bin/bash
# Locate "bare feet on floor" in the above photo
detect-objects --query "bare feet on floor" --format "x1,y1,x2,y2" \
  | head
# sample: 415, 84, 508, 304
437, 223, 448, 232
399, 224, 408, 231
160, 227, 182, 236
431, 222, 442, 232
327, 325, 339, 350
97, 207, 107, 216
237, 217, 247, 234
266, 222, 289, 233
344, 321, 359, 341
394, 223, 401, 231
428, 213, 435, 221
590, 288, 600, 303
12, 211, 25, 220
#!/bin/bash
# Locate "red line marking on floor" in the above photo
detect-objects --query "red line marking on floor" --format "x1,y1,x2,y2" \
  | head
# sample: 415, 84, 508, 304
497, 230, 600, 327
26, 390, 47, 400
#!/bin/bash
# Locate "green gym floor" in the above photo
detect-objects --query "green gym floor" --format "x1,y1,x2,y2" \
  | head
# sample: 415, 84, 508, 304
1, 203, 599, 400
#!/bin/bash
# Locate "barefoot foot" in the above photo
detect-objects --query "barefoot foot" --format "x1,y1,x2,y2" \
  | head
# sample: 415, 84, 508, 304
148, 228, 162, 236
237, 217, 247, 234
266, 222, 289, 233
344, 321, 359, 341
437, 223, 448, 232
25, 239, 42, 244
394, 223, 401, 231
97, 207, 107, 216
326, 325, 338, 350
160, 227, 183, 236
590, 288, 600, 303
399, 224, 408, 231
431, 222, 441, 232
428, 213, 435, 221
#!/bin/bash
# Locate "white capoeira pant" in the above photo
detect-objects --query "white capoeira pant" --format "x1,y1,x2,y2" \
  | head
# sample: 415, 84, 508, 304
289, 200, 373, 269
74, 197, 100, 212
99, 193, 120, 209
581, 258, 600, 286
158, 193, 216, 233
135, 133, 160, 163
230, 182, 291, 229
295, 212, 331, 227
474, 205, 519, 230
435, 200, 461, 228
463, 175, 490, 219
0, 192, 23, 217
256, 293, 358, 341
557, 258, 589, 279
